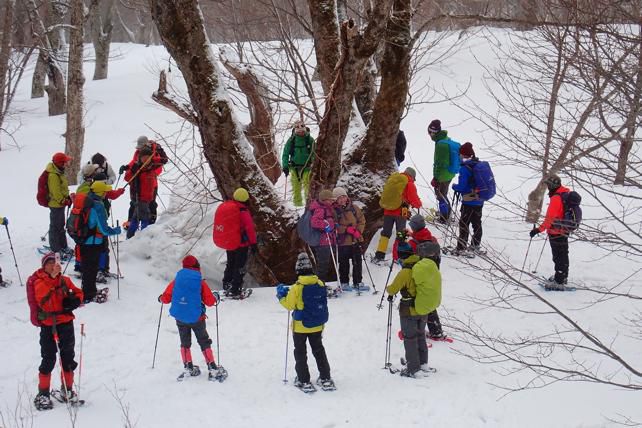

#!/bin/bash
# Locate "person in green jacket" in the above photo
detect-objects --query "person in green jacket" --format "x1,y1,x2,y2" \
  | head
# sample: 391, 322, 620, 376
46, 153, 73, 256
386, 241, 441, 378
282, 122, 315, 207
277, 252, 335, 393
428, 119, 457, 223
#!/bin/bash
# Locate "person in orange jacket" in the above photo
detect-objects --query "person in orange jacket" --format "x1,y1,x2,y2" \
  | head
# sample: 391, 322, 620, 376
32, 252, 83, 410
530, 175, 571, 289
159, 255, 224, 381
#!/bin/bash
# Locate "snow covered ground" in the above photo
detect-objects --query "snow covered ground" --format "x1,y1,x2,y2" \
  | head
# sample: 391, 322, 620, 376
0, 30, 640, 427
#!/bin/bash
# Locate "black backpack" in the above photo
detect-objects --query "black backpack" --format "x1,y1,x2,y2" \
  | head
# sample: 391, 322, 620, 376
554, 191, 582, 233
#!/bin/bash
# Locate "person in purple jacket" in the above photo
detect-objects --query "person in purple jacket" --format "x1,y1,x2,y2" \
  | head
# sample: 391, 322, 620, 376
308, 189, 337, 283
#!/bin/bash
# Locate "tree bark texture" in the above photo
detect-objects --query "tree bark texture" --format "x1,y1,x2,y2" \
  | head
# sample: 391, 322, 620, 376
150, 0, 302, 284
354, 57, 377, 126
90, 0, 116, 80
31, 53, 46, 98
64, 0, 85, 184
307, 0, 341, 95
0, 0, 16, 141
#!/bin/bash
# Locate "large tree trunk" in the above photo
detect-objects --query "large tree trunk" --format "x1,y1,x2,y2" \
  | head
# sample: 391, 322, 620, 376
0, 0, 15, 140
64, 0, 84, 184
354, 57, 377, 126
307, 0, 341, 95
150, 0, 302, 284
90, 0, 116, 80
31, 53, 46, 98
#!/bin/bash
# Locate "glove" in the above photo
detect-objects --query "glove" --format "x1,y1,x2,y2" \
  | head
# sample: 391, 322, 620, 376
212, 291, 221, 304
113, 226, 122, 235
396, 230, 408, 241
387, 294, 394, 302
62, 295, 81, 312
119, 165, 129, 175
63, 197, 72, 207
431, 177, 437, 187
346, 226, 362, 240
113, 188, 126, 198
276, 284, 290, 300
283, 167, 289, 177
0, 217, 7, 226
529, 227, 540, 238
323, 222, 333, 234
158, 294, 163, 303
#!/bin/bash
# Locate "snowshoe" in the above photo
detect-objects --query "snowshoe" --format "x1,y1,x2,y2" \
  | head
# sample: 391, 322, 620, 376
370, 253, 389, 266
0, 279, 12, 288
224, 288, 253, 300
399, 367, 418, 378
400, 358, 437, 375
384, 362, 400, 374
177, 364, 201, 381
540, 282, 576, 292
447, 248, 475, 259
339, 283, 353, 292
93, 287, 109, 303
427, 333, 453, 343
33, 392, 54, 411
316, 377, 336, 391
293, 378, 316, 394
470, 246, 487, 255
96, 271, 109, 284
208, 366, 228, 382
353, 283, 370, 293
327, 285, 343, 298
51, 388, 84, 406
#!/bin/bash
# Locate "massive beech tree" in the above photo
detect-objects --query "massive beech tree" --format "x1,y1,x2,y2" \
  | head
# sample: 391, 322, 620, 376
150, 0, 416, 283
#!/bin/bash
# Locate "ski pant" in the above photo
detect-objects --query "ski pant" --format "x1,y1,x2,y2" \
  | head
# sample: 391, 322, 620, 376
400, 315, 428, 373
549, 234, 569, 284
338, 244, 362, 285
150, 187, 159, 224
426, 310, 443, 337
99, 239, 110, 272
80, 244, 102, 301
290, 168, 311, 207
176, 319, 212, 351
293, 331, 331, 383
312, 245, 335, 283
39, 321, 77, 375
49, 207, 68, 253
375, 215, 407, 257
457, 204, 483, 250
433, 180, 452, 220
127, 200, 151, 239
223, 247, 249, 294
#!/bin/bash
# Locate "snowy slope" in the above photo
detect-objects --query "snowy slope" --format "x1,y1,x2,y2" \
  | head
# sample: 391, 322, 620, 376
0, 32, 640, 428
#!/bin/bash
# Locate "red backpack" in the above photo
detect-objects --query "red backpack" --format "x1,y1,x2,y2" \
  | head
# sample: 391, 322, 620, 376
213, 201, 242, 250
66, 192, 95, 244
26, 272, 41, 326
37, 170, 49, 207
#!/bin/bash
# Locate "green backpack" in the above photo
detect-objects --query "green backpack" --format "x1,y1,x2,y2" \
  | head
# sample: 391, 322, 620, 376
411, 258, 441, 315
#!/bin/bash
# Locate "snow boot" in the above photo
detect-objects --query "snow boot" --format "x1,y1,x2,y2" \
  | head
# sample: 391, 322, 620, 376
316, 377, 336, 391
177, 362, 201, 381
399, 367, 418, 378
293, 377, 316, 393
340, 283, 353, 292
34, 391, 53, 411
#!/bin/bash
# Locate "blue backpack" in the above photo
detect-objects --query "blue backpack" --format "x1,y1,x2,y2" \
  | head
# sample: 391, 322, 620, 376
169, 269, 204, 324
554, 191, 582, 233
293, 283, 329, 328
468, 161, 496, 201
446, 139, 461, 174
296, 209, 322, 247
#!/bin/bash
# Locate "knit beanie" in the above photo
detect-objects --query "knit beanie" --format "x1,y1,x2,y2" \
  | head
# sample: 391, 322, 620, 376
460, 142, 475, 157
427, 119, 441, 134
182, 255, 200, 270
417, 241, 440, 258
319, 189, 335, 202
397, 242, 414, 261
295, 252, 314, 275
404, 167, 416, 180
41, 252, 56, 267
233, 188, 249, 202
136, 135, 149, 149
81, 163, 99, 179
408, 214, 426, 232
332, 187, 348, 199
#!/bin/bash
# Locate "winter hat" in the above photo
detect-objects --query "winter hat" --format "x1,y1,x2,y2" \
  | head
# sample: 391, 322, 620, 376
408, 214, 426, 232
233, 187, 249, 202
404, 167, 416, 180
295, 252, 314, 275
417, 241, 440, 258
332, 187, 348, 199
90, 181, 112, 197
136, 135, 149, 149
397, 242, 414, 261
182, 255, 200, 270
427, 119, 441, 134
81, 163, 99, 179
139, 145, 153, 156
545, 174, 561, 191
41, 252, 56, 267
52, 152, 72, 167
460, 142, 475, 157
319, 189, 335, 202
91, 152, 106, 166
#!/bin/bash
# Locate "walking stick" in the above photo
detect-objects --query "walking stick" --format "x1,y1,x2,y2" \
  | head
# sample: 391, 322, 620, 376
116, 221, 121, 299
152, 303, 163, 368
215, 299, 221, 366
532, 235, 548, 273
384, 297, 394, 370
377, 261, 395, 310
283, 175, 288, 201
516, 238, 533, 290
360, 246, 378, 295
325, 231, 342, 290
283, 311, 291, 384
4, 224, 23, 286
77, 323, 85, 402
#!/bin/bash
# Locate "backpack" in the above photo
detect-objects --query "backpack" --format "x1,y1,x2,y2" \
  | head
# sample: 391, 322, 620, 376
213, 201, 242, 250
153, 143, 169, 165
26, 273, 41, 326
411, 258, 442, 316
37, 170, 49, 207
379, 172, 409, 210
296, 208, 322, 247
554, 191, 582, 233
468, 160, 496, 201
169, 269, 203, 324
293, 282, 329, 328
66, 192, 95, 244
446, 139, 461, 174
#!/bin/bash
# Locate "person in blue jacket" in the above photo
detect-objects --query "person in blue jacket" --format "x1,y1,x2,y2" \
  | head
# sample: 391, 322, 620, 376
452, 142, 484, 255
80, 181, 121, 303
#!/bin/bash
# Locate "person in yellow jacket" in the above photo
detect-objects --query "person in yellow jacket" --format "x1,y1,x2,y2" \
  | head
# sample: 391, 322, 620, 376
386, 241, 441, 378
277, 253, 335, 393
46, 153, 73, 256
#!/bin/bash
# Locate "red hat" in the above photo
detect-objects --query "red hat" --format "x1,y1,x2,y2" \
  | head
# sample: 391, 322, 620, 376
52, 152, 72, 166
41, 252, 56, 267
182, 255, 200, 270
460, 142, 475, 157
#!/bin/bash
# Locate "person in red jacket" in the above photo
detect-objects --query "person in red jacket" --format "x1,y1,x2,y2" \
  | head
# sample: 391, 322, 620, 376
530, 175, 571, 289
212, 188, 257, 299
32, 253, 84, 410
159, 255, 225, 380
123, 145, 161, 238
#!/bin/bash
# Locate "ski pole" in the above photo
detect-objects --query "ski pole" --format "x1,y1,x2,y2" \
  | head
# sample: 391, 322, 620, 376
51, 319, 74, 420
516, 237, 533, 290
283, 311, 290, 384
41, 230, 49, 242
384, 297, 393, 369
532, 235, 548, 273
215, 298, 221, 366
116, 221, 121, 299
283, 175, 288, 201
77, 323, 85, 403
152, 303, 163, 369
4, 224, 23, 286
325, 232, 342, 291
360, 246, 378, 295
114, 172, 123, 189
377, 261, 395, 310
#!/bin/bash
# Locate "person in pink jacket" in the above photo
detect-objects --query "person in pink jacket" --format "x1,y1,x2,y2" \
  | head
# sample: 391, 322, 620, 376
308, 189, 337, 283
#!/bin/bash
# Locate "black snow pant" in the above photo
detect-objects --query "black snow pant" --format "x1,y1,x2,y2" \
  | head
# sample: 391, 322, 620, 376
312, 245, 335, 283
337, 244, 362, 285
176, 319, 212, 351
434, 180, 452, 221
150, 187, 159, 224
293, 331, 331, 384
381, 215, 407, 240
400, 315, 428, 373
49, 207, 68, 253
39, 321, 77, 374
426, 310, 443, 337
223, 247, 249, 294
456, 204, 483, 250
549, 235, 569, 284
80, 244, 102, 302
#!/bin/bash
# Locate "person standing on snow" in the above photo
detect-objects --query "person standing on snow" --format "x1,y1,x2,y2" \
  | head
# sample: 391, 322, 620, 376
32, 252, 83, 410
282, 121, 315, 207
373, 167, 422, 264
159, 255, 225, 381
212, 188, 257, 299
452, 142, 485, 255
332, 187, 367, 292
308, 189, 338, 284
122, 145, 160, 238
276, 252, 335, 393
45, 153, 74, 258
428, 119, 459, 223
